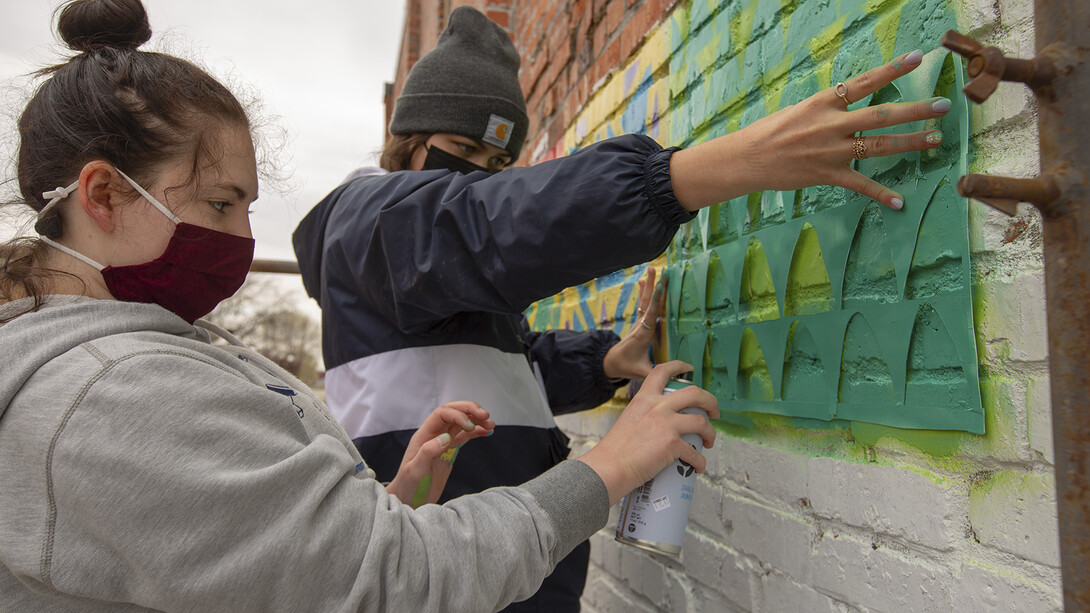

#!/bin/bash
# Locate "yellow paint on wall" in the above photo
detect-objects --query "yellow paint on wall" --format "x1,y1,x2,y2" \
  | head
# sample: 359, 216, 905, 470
872, 5, 903, 62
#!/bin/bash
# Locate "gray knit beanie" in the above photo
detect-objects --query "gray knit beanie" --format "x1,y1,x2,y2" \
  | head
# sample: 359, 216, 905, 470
389, 6, 528, 161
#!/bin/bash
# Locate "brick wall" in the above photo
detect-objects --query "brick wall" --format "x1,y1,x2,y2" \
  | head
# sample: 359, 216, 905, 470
387, 1, 1061, 610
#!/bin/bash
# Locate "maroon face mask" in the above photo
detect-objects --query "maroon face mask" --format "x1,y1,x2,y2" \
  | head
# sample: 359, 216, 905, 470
38, 170, 254, 324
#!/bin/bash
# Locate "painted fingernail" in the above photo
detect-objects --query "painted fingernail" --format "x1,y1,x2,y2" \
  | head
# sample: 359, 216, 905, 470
926, 130, 943, 145
462, 417, 475, 430
905, 50, 923, 65
890, 197, 904, 210
437, 432, 452, 446
931, 97, 952, 113
486, 429, 495, 436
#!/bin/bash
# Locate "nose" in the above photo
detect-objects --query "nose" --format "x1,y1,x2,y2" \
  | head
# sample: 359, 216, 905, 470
233, 213, 253, 240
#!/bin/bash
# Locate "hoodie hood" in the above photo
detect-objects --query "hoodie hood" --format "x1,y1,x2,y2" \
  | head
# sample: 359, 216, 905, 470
0, 296, 206, 419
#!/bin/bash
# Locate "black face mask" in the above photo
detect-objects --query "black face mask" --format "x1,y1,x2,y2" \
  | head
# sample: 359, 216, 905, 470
421, 145, 495, 175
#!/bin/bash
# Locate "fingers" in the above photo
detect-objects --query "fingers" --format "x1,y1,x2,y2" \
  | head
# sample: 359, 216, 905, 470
636, 267, 654, 317
641, 360, 695, 394
836, 49, 924, 105
850, 97, 952, 132
837, 168, 905, 210
854, 130, 944, 160
433, 401, 493, 433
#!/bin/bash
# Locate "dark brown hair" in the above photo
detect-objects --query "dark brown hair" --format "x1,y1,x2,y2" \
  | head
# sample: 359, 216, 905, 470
378, 133, 430, 172
0, 0, 251, 317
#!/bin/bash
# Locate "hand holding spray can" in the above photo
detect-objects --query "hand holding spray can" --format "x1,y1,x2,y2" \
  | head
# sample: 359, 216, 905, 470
615, 375, 709, 557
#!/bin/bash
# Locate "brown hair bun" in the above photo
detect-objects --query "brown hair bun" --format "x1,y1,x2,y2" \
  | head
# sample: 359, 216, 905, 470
57, 0, 152, 53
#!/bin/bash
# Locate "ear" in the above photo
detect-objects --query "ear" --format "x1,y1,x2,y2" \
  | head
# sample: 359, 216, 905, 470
77, 161, 122, 233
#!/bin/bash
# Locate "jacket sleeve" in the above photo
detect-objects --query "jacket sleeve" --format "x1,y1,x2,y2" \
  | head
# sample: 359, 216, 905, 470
523, 322, 625, 415
45, 353, 610, 613
314, 134, 693, 333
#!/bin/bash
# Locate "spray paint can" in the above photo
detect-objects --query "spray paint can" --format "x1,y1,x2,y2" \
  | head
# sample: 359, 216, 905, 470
615, 377, 708, 557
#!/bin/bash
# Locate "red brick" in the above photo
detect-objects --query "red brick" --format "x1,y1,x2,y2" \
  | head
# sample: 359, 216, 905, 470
604, 0, 624, 37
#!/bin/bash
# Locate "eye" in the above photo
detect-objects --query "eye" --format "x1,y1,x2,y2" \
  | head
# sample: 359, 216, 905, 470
209, 200, 231, 213
488, 156, 509, 171
456, 142, 476, 156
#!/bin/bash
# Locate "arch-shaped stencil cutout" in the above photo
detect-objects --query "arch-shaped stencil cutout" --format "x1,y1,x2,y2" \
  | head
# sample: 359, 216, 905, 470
744, 190, 788, 235
839, 312, 897, 404
906, 179, 964, 299
739, 237, 780, 323
678, 261, 704, 335
737, 327, 775, 401
782, 321, 826, 402
784, 222, 833, 316
842, 202, 898, 305
708, 199, 742, 248
705, 251, 736, 327
906, 304, 971, 408
702, 332, 733, 401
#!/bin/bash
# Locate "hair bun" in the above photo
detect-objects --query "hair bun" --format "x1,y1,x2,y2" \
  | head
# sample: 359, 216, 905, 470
57, 0, 152, 53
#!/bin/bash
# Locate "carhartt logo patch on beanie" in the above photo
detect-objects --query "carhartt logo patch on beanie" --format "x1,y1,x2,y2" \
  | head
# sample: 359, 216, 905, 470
389, 6, 528, 161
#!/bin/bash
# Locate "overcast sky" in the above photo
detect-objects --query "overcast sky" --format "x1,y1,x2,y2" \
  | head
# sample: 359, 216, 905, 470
0, 0, 407, 263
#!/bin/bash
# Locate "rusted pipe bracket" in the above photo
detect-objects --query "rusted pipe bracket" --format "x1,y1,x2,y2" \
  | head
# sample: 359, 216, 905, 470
249, 259, 301, 275
942, 30, 1057, 103
956, 173, 1061, 216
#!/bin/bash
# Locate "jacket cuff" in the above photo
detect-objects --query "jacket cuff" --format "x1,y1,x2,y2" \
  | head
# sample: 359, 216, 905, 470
522, 460, 611, 567
643, 146, 697, 227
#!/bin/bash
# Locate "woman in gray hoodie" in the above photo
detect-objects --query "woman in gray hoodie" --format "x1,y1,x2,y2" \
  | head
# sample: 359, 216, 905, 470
0, 1, 719, 611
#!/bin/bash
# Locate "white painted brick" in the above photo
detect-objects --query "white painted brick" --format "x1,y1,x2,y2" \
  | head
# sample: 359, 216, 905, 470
1026, 376, 1053, 464
968, 470, 1060, 567
580, 573, 659, 613
761, 572, 844, 613
722, 493, 814, 581
665, 570, 699, 612
700, 588, 751, 613
714, 438, 811, 506
954, 0, 999, 36
689, 477, 729, 538
618, 542, 667, 605
974, 274, 1050, 364
680, 531, 753, 609
593, 532, 625, 579
807, 457, 959, 552
950, 563, 1062, 612
810, 531, 952, 611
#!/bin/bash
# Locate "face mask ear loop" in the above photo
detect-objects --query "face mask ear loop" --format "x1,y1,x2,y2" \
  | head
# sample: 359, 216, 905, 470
37, 181, 80, 223
38, 236, 106, 271
114, 168, 182, 224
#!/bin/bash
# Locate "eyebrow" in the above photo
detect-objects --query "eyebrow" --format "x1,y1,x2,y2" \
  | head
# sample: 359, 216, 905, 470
215, 183, 258, 203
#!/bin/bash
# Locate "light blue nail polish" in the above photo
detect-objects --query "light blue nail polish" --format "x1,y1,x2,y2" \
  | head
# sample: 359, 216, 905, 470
890, 197, 904, 210
931, 97, 952, 113
906, 50, 923, 65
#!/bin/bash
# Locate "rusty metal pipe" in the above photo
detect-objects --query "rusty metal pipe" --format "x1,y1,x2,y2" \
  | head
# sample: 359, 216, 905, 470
956, 174, 1060, 215
249, 259, 300, 275
1034, 0, 1089, 609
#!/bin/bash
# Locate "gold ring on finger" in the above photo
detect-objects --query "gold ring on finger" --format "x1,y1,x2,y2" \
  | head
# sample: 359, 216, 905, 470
835, 82, 849, 106
851, 136, 868, 160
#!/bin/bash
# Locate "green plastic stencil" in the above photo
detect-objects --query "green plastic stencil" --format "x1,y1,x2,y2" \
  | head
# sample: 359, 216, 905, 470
666, 49, 984, 433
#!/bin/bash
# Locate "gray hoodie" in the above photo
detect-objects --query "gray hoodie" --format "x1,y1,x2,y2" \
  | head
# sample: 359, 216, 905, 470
0, 296, 609, 612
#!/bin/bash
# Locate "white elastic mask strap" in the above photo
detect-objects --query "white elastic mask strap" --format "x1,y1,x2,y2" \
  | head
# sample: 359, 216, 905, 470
114, 168, 181, 224
37, 181, 79, 222
38, 236, 105, 271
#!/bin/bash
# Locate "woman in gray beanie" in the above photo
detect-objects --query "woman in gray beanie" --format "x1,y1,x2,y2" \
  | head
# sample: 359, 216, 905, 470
293, 7, 950, 612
